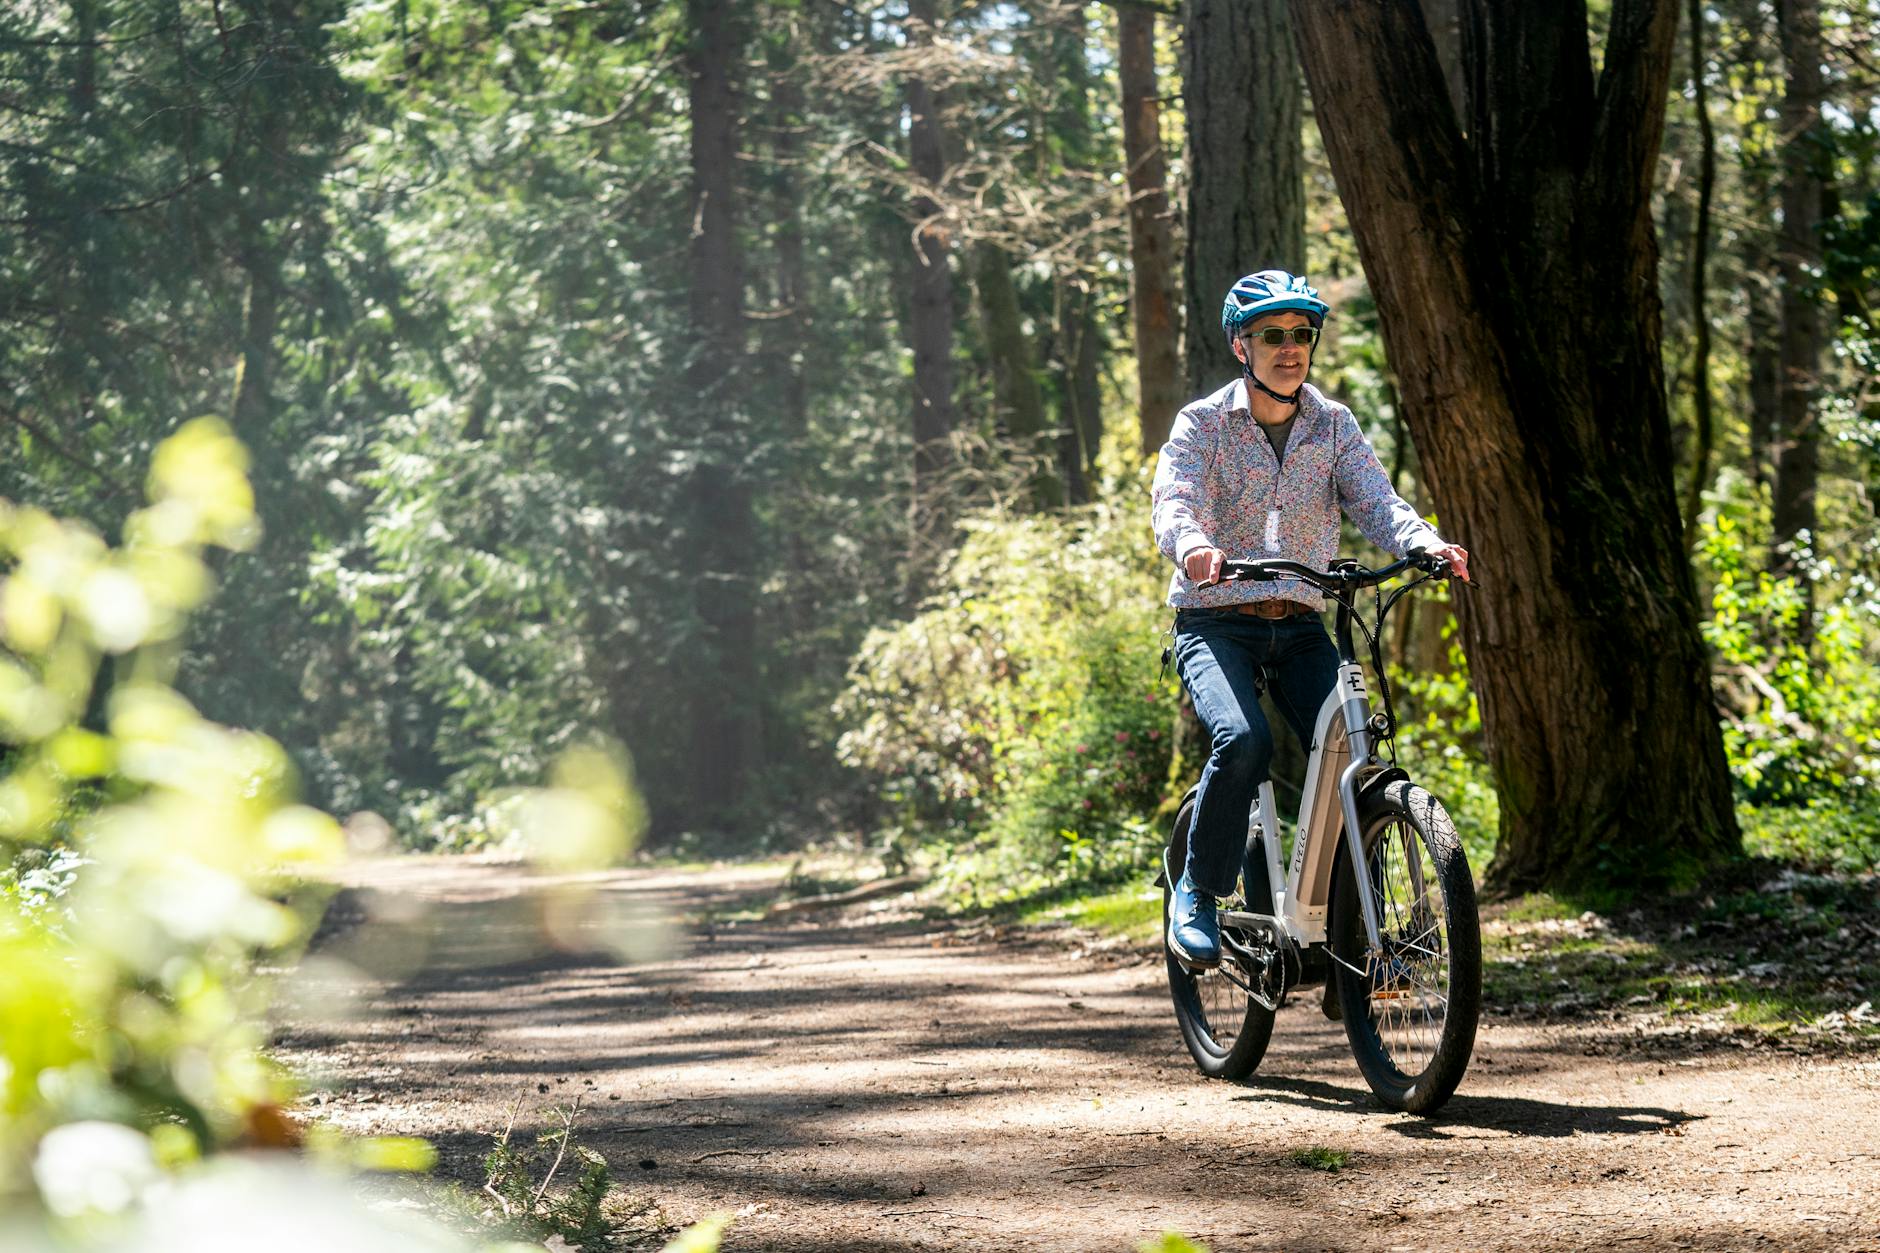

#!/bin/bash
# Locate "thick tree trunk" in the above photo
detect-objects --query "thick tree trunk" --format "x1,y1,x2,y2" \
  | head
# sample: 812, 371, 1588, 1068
683, 0, 761, 825
1181, 0, 1304, 396
1118, 3, 1184, 457
974, 241, 1062, 510
906, 0, 957, 542
1291, 0, 1739, 896
1773, 0, 1822, 601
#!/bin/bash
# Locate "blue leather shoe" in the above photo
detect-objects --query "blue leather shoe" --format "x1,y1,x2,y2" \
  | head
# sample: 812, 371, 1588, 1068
1167, 871, 1222, 969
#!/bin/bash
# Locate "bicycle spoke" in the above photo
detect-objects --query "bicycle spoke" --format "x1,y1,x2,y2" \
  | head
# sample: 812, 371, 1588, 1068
1358, 816, 1455, 1079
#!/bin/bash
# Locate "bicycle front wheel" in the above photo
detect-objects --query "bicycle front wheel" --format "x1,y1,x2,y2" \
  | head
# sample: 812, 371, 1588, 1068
1165, 794, 1275, 1080
1331, 780, 1481, 1114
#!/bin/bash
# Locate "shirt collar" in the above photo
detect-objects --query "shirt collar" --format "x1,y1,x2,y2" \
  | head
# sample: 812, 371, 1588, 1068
1229, 376, 1317, 421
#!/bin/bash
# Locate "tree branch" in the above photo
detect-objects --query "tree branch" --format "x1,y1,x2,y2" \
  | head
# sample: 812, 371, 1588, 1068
1591, 0, 1682, 208
0, 159, 226, 225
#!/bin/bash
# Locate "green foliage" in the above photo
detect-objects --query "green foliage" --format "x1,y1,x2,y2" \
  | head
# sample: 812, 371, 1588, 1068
1283, 1146, 1352, 1172
0, 419, 334, 1187
1382, 593, 1500, 871
0, 422, 647, 1246
1698, 489, 1880, 812
481, 1103, 613, 1248
835, 484, 1175, 902
1138, 1234, 1211, 1253
1019, 884, 1164, 943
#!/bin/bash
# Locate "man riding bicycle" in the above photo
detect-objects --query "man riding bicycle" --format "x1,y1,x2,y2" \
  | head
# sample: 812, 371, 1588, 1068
1151, 269, 1471, 969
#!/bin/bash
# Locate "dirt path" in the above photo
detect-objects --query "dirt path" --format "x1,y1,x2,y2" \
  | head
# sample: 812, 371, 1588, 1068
275, 858, 1880, 1252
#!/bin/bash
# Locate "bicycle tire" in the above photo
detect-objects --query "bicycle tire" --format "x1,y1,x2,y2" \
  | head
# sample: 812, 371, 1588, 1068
1330, 780, 1481, 1114
1165, 795, 1276, 1080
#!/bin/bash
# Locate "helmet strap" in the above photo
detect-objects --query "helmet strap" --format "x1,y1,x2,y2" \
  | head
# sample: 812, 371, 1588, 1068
1240, 357, 1307, 408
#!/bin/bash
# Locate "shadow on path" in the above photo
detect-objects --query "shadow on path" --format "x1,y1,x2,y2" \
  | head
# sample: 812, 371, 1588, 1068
1232, 1073, 1699, 1137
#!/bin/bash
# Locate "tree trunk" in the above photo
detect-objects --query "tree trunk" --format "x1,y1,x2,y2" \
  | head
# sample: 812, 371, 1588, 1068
683, 0, 761, 826
1772, 0, 1822, 604
1737, 6, 1781, 495
771, 23, 810, 441
974, 241, 1063, 510
906, 0, 957, 544
1057, 278, 1101, 504
1291, 0, 1739, 897
1118, 2, 1184, 457
1046, 8, 1101, 504
1747, 271, 1781, 493
1682, 0, 1717, 545
1182, 0, 1304, 396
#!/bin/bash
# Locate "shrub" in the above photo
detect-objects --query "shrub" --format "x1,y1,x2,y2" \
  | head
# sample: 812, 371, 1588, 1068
835, 487, 1178, 902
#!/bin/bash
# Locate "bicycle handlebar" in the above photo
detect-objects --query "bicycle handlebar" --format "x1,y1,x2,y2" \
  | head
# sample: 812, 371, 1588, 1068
1218, 547, 1451, 593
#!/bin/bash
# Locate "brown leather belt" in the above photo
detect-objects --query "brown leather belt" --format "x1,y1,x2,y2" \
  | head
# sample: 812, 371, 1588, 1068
1230, 599, 1315, 619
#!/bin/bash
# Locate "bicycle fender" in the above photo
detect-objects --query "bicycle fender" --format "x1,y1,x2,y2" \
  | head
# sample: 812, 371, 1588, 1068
1356, 766, 1410, 813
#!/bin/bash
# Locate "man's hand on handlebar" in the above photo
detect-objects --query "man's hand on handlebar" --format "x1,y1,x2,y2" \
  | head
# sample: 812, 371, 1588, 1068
1183, 546, 1226, 587
1427, 543, 1471, 583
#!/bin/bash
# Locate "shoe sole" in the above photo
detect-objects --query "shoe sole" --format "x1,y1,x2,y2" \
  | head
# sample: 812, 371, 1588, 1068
1167, 927, 1222, 971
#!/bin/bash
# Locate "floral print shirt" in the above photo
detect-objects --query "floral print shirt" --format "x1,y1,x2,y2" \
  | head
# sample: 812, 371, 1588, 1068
1151, 378, 1443, 610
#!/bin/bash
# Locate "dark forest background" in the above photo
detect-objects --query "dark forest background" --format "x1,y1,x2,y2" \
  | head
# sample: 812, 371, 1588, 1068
4, 0, 1876, 903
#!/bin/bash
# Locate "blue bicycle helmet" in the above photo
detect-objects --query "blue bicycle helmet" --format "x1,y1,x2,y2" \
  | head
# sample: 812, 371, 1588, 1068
1220, 269, 1331, 340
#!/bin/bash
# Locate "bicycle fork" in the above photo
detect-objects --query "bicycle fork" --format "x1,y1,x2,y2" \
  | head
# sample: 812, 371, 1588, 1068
1334, 672, 1390, 960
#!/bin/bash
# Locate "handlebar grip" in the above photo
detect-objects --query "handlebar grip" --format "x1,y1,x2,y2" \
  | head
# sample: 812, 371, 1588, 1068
1222, 559, 1284, 582
1405, 546, 1450, 577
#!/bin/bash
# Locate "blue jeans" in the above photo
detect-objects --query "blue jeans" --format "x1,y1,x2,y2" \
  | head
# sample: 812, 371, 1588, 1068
1173, 609, 1340, 898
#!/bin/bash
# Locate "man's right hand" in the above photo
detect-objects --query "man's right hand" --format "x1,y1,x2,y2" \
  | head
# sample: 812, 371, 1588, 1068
1183, 546, 1225, 587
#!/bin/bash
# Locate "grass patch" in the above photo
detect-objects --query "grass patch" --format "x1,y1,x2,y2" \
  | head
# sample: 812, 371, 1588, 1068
1492, 892, 1579, 925
1482, 864, 1880, 1041
1283, 1146, 1351, 1172
1018, 883, 1163, 942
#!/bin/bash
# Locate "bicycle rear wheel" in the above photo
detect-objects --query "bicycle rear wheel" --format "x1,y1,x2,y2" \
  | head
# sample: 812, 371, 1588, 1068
1331, 780, 1480, 1114
1165, 794, 1275, 1080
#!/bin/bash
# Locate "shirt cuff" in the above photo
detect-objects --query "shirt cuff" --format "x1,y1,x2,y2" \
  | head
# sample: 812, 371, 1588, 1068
1173, 531, 1214, 565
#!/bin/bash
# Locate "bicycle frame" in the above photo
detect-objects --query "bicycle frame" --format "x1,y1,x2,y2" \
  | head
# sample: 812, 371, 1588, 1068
1218, 660, 1388, 955
1213, 558, 1433, 963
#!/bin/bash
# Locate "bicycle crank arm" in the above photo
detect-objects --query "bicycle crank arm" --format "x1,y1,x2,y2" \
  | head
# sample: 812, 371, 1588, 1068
1217, 909, 1287, 945
1214, 937, 1283, 1012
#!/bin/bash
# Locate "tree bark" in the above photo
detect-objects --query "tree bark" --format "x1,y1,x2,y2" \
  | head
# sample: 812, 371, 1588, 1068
906, 0, 957, 543
1772, 0, 1822, 604
683, 0, 761, 825
771, 22, 810, 440
1181, 0, 1304, 396
1682, 0, 1717, 545
1747, 271, 1781, 493
1291, 0, 1739, 896
1057, 278, 1102, 504
1046, 7, 1102, 504
1118, 2, 1184, 456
